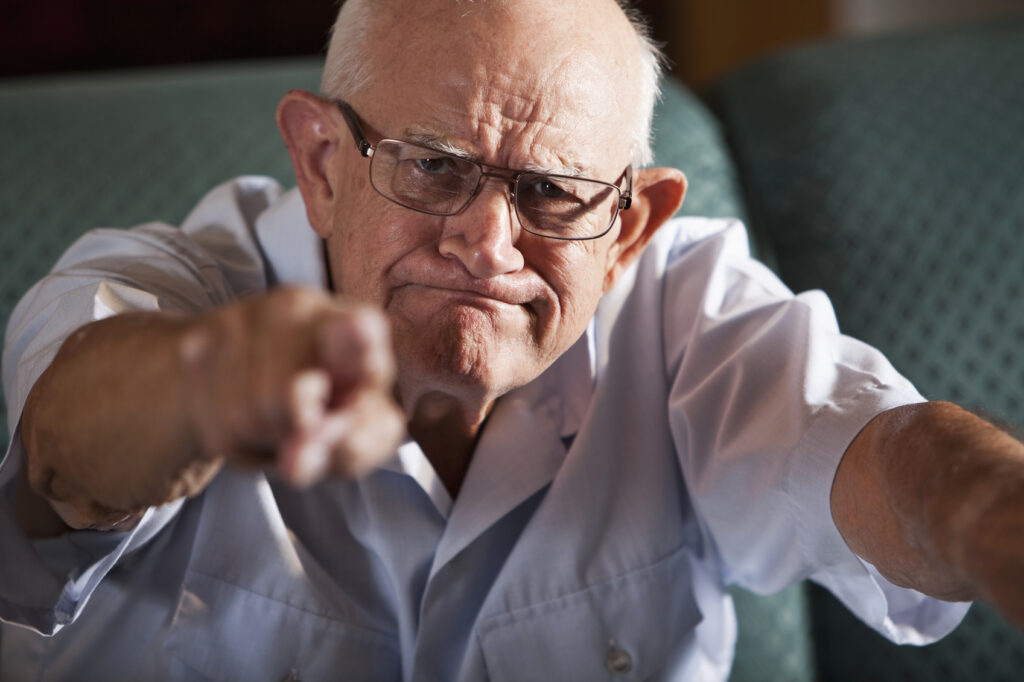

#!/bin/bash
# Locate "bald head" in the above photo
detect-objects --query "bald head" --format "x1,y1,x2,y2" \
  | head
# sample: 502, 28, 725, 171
320, 0, 663, 166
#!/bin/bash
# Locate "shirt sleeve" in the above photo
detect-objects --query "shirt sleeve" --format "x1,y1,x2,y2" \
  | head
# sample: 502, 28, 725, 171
0, 178, 279, 634
659, 218, 969, 645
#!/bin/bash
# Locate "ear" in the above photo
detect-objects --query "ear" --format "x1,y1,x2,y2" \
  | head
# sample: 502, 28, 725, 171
276, 90, 344, 238
602, 167, 687, 292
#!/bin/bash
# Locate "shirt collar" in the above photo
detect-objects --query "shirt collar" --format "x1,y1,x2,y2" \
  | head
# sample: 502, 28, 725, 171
254, 187, 329, 290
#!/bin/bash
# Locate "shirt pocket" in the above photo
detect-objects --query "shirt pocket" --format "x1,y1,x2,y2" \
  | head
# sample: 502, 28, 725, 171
163, 570, 402, 682
477, 545, 703, 682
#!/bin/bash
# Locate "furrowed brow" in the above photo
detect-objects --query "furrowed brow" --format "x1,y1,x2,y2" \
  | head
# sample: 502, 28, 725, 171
522, 162, 584, 178
403, 130, 474, 160
403, 128, 587, 177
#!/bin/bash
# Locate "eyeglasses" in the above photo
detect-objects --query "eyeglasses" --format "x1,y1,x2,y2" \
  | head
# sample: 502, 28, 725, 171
335, 100, 632, 241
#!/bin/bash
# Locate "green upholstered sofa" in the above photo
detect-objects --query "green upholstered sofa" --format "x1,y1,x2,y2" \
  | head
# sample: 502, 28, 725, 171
2, 17, 1023, 681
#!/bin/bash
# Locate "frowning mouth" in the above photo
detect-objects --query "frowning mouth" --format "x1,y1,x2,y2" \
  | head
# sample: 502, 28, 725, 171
397, 279, 537, 305
392, 282, 541, 319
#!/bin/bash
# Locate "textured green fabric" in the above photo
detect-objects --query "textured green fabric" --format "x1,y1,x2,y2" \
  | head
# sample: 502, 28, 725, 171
810, 585, 1024, 682
709, 18, 1024, 682
729, 584, 815, 682
652, 79, 749, 225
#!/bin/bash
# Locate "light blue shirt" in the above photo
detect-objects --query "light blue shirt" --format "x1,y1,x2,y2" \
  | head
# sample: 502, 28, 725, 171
0, 178, 968, 681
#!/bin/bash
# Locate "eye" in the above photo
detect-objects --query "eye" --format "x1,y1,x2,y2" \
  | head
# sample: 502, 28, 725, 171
536, 179, 568, 199
523, 176, 580, 202
414, 156, 458, 175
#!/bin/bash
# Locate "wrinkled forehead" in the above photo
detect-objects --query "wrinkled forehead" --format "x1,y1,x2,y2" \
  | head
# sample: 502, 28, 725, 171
357, 0, 641, 176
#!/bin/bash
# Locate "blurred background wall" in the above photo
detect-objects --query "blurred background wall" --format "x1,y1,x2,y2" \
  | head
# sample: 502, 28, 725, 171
2, 0, 1023, 87
652, 0, 1024, 88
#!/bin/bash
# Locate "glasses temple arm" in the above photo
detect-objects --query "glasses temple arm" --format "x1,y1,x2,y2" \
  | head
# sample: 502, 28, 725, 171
618, 166, 633, 210
335, 100, 373, 157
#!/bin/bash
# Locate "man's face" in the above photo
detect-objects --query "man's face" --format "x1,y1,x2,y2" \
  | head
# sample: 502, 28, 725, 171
320, 1, 642, 415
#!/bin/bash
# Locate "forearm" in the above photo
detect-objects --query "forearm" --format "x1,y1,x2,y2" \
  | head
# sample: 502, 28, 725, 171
21, 312, 217, 528
832, 401, 1024, 612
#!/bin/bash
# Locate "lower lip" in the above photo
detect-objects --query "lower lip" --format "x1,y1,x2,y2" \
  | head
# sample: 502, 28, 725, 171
405, 284, 519, 308
438, 292, 518, 316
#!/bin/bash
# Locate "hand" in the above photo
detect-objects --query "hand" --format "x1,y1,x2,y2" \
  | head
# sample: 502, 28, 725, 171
180, 287, 406, 486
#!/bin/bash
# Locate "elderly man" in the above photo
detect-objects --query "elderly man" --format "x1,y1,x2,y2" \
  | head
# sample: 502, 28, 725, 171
2, 0, 1024, 679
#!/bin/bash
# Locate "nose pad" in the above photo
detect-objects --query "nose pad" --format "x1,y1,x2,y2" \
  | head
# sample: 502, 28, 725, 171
472, 176, 518, 228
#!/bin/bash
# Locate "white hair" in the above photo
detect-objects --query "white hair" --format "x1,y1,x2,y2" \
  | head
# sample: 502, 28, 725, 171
319, 0, 376, 100
320, 0, 665, 167
615, 1, 667, 167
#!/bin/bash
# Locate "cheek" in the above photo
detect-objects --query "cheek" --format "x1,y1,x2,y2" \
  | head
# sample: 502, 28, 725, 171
326, 200, 430, 303
532, 245, 609, 345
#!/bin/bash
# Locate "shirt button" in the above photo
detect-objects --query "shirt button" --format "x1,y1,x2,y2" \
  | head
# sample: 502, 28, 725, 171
606, 646, 633, 674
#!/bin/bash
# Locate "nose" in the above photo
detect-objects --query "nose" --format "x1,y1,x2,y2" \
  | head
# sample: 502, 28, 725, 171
438, 178, 525, 279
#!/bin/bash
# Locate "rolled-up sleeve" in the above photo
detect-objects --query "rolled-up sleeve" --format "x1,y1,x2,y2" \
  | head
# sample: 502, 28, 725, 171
659, 219, 969, 644
0, 433, 183, 634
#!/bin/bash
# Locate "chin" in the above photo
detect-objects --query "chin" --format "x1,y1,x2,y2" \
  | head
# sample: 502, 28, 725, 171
394, 313, 538, 404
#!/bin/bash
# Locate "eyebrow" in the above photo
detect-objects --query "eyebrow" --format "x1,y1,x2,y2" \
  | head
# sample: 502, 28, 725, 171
404, 130, 475, 160
402, 128, 586, 177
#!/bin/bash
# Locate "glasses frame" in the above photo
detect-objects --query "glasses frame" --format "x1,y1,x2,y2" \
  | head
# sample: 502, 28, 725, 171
334, 100, 632, 241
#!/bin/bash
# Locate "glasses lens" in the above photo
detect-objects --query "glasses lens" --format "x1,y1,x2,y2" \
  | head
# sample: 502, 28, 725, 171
370, 140, 480, 215
515, 173, 620, 240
